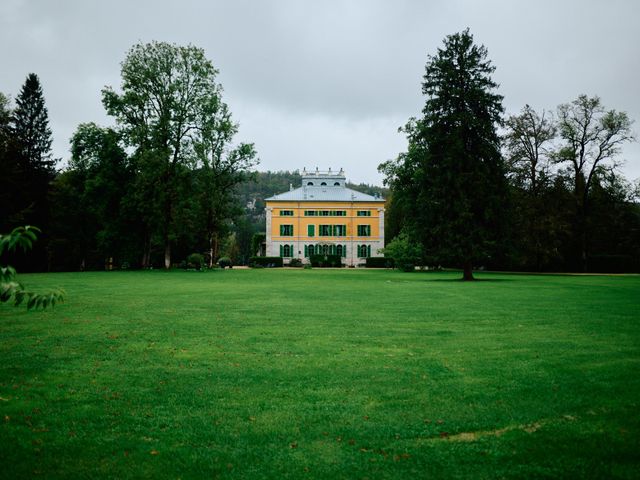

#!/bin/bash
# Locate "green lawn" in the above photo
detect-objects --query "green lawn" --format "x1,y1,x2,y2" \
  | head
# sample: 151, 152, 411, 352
1, 269, 639, 479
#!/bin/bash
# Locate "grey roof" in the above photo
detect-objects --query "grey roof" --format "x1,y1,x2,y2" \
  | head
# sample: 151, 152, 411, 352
266, 185, 384, 202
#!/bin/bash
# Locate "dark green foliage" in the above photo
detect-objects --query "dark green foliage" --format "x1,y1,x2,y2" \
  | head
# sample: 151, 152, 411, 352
251, 232, 266, 257
187, 253, 205, 270
555, 95, 635, 271
365, 257, 394, 268
0, 226, 64, 309
382, 233, 421, 271
101, 41, 257, 269
3, 75, 56, 271
249, 256, 283, 267
288, 258, 303, 267
309, 254, 342, 267
217, 256, 232, 269
49, 123, 135, 271
381, 30, 508, 280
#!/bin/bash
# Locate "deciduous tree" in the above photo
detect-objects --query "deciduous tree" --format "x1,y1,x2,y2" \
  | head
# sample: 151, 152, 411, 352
555, 95, 634, 271
102, 41, 220, 268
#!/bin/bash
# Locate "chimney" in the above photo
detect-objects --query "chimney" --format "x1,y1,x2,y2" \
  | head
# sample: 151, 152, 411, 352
289, 183, 293, 191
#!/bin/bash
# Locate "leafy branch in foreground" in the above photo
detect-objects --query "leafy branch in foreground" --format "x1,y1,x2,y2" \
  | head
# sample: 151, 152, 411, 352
0, 226, 64, 309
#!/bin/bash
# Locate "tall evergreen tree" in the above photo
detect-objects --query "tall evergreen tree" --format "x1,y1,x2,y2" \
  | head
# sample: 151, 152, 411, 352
9, 74, 56, 271
381, 29, 507, 280
13, 73, 55, 176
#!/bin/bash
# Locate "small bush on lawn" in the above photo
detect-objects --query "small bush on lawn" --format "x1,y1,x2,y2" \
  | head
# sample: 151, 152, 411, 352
382, 233, 421, 272
249, 256, 283, 268
218, 257, 233, 269
288, 258, 303, 267
187, 253, 205, 270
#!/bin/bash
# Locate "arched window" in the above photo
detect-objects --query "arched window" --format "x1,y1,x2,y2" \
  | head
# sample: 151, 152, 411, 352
308, 244, 315, 256
320, 182, 327, 186
334, 182, 340, 186
358, 245, 370, 258
322, 244, 329, 255
283, 244, 291, 257
336, 244, 343, 257
307, 182, 314, 186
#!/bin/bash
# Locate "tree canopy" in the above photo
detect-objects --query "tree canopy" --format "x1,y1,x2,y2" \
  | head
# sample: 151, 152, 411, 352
381, 29, 508, 280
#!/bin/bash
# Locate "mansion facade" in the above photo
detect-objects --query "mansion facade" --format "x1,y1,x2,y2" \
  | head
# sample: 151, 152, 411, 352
265, 169, 385, 266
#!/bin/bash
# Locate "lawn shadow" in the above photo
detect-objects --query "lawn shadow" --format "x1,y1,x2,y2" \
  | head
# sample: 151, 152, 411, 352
418, 277, 515, 282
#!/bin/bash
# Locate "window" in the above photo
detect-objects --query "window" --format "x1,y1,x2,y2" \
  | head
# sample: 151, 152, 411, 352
304, 210, 347, 216
307, 225, 315, 237
280, 244, 293, 257
280, 210, 294, 216
319, 225, 331, 236
280, 225, 294, 236
321, 182, 327, 186
307, 182, 314, 186
334, 182, 340, 186
307, 244, 315, 256
357, 245, 371, 258
333, 225, 346, 236
357, 225, 371, 236
357, 210, 371, 217
336, 244, 343, 257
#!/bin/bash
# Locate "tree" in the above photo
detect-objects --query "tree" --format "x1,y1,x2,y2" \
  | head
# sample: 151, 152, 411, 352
504, 105, 556, 194
381, 29, 507, 280
504, 105, 567, 270
0, 92, 19, 232
48, 123, 135, 271
555, 95, 635, 271
9, 74, 57, 271
102, 41, 222, 269
192, 93, 258, 267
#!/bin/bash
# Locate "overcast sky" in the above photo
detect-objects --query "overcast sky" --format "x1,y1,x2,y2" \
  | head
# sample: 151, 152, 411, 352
1, 0, 639, 185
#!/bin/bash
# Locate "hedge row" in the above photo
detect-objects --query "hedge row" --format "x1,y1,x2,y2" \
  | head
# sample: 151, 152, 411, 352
365, 257, 394, 268
309, 254, 343, 268
249, 256, 283, 267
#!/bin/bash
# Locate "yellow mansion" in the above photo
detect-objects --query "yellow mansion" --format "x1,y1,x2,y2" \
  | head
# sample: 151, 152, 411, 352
265, 168, 385, 266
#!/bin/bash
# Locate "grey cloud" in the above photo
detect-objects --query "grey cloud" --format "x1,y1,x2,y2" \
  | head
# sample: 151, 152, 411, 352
1, 0, 638, 185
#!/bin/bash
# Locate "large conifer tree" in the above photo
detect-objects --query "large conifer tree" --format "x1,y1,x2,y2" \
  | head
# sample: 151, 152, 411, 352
13, 73, 55, 175
10, 73, 56, 270
382, 29, 507, 280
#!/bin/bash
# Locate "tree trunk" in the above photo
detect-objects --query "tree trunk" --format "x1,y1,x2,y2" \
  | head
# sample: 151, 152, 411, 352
164, 241, 171, 269
141, 232, 151, 269
208, 232, 215, 269
462, 260, 475, 281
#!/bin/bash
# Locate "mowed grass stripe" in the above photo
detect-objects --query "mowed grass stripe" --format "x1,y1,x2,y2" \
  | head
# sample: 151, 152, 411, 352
1, 269, 639, 478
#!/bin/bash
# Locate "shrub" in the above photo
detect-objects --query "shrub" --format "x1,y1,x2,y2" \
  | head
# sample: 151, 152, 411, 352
187, 253, 205, 270
288, 258, 303, 267
249, 256, 283, 268
382, 233, 421, 272
309, 254, 343, 268
218, 256, 233, 269
365, 257, 394, 268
